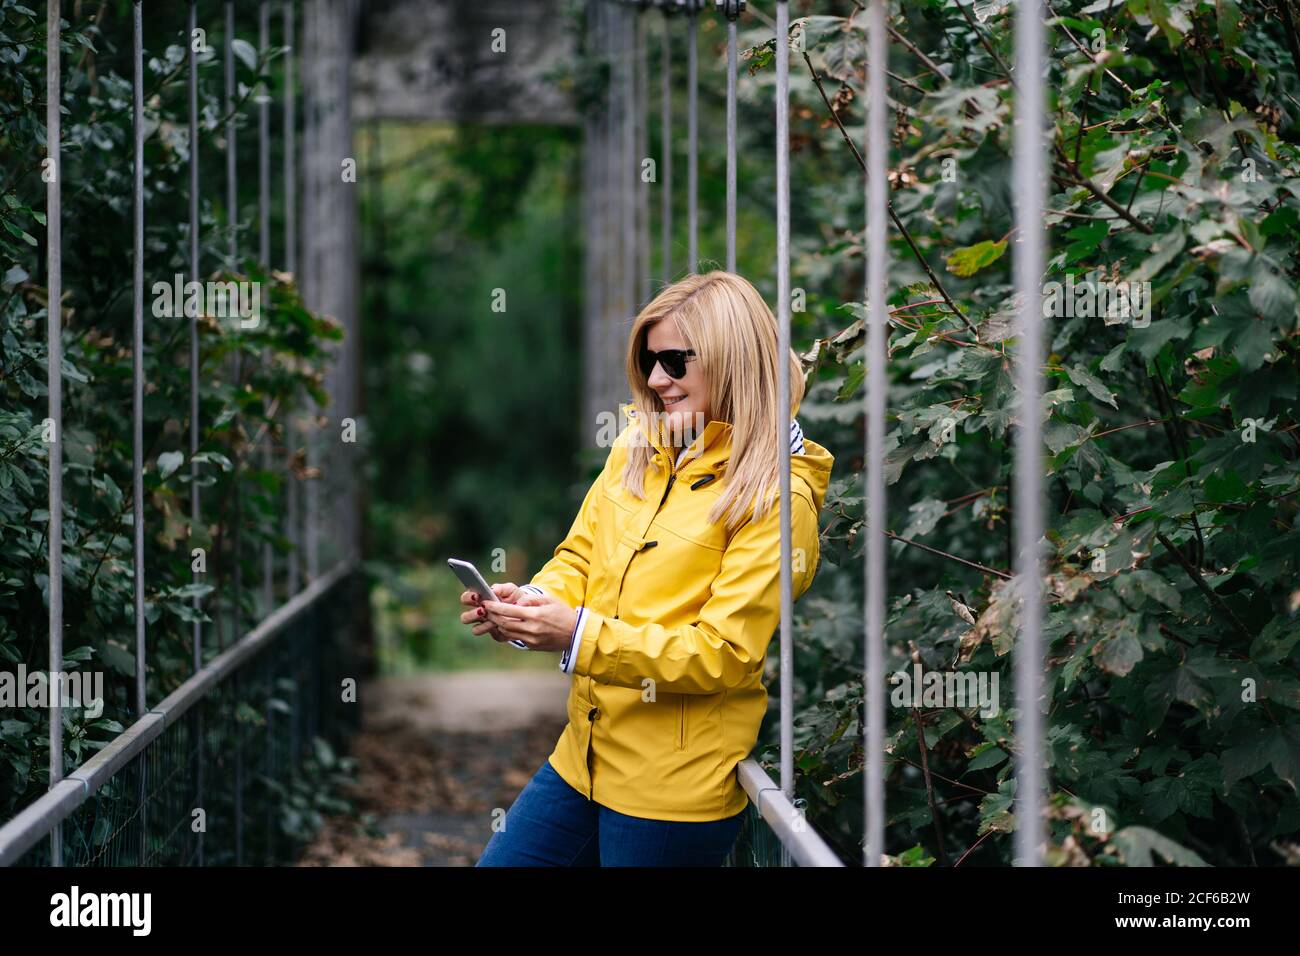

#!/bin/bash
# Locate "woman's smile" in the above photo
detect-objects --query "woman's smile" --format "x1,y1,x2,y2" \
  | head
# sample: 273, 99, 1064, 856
644, 320, 709, 436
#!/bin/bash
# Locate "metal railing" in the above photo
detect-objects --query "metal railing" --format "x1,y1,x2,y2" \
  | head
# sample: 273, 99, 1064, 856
725, 759, 843, 868
0, 565, 360, 866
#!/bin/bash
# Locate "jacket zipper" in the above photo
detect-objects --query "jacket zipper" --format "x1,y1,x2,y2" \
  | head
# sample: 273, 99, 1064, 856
658, 471, 677, 508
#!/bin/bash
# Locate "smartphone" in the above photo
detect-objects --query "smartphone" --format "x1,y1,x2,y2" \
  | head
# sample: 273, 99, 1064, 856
447, 558, 528, 650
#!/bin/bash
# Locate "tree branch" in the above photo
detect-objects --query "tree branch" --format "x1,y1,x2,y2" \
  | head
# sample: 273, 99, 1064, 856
912, 707, 951, 866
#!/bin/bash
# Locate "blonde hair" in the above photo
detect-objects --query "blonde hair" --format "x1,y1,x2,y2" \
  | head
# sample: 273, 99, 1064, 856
619, 271, 806, 531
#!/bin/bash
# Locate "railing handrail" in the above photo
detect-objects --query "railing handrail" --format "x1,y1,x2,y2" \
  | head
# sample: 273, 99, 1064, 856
735, 757, 843, 867
0, 562, 354, 867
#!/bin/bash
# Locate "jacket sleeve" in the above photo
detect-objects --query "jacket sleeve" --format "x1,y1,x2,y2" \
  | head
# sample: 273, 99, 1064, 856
570, 488, 822, 695
524, 449, 614, 611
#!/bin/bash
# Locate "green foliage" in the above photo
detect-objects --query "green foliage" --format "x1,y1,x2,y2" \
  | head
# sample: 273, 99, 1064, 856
746, 0, 1300, 866
357, 122, 585, 574
0, 0, 338, 826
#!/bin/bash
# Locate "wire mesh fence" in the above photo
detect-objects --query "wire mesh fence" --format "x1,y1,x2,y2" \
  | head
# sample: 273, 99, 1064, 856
723, 802, 787, 868
12, 570, 360, 868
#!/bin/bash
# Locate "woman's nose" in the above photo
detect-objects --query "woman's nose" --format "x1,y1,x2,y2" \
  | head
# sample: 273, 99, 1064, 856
647, 364, 671, 388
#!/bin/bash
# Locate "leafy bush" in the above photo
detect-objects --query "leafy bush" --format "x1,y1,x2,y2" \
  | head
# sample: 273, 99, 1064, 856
746, 0, 1300, 866
1, 0, 337, 819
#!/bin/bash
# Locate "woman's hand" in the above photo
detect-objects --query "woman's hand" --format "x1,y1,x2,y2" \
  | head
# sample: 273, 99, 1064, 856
459, 582, 524, 640
480, 590, 578, 654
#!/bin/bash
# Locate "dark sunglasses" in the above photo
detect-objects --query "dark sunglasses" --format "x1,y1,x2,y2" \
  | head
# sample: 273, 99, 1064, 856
639, 347, 697, 380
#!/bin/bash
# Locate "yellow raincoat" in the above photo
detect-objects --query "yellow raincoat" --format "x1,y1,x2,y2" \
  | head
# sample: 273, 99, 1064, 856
527, 403, 835, 821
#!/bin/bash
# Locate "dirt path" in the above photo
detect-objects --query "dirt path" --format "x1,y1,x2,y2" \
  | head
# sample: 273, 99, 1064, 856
298, 670, 570, 866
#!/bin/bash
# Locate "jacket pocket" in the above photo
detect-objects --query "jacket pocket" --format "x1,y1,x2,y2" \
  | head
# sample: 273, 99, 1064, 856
675, 695, 688, 751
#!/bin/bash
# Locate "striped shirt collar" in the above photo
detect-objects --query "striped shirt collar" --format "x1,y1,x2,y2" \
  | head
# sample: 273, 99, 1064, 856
672, 418, 805, 469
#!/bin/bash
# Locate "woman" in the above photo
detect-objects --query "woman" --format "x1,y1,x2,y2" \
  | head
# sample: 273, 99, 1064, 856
464, 271, 833, 866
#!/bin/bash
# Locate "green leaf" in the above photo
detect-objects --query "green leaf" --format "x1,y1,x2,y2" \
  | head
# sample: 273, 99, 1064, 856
1112, 826, 1208, 866
156, 450, 184, 480
901, 498, 946, 540
1222, 737, 1271, 790
192, 450, 234, 472
1248, 254, 1295, 324
1215, 0, 1244, 49
231, 38, 259, 73
1265, 725, 1300, 792
98, 642, 136, 678
1065, 364, 1117, 409
1095, 628, 1143, 677
2, 217, 37, 246
893, 844, 936, 867
967, 744, 1009, 771
945, 240, 1006, 278
1251, 618, 1300, 666
1063, 221, 1109, 264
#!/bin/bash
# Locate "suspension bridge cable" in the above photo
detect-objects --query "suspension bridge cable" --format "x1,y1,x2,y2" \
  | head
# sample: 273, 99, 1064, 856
132, 0, 145, 719
863, 0, 888, 869
660, 4, 674, 282
686, 1, 699, 272
774, 0, 792, 814
1012, 0, 1047, 869
45, 0, 63, 868
722, 1, 743, 272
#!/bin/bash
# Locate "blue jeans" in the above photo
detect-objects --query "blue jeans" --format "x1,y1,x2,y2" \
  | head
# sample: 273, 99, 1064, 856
476, 759, 745, 867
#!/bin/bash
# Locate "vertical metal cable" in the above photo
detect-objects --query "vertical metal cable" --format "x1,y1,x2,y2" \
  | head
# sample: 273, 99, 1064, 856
133, 8, 147, 867
326, 0, 340, 552
241, 5, 264, 857
660, 7, 672, 283
259, 0, 273, 613
622, 6, 636, 318
722, 1, 741, 272
319, 0, 333, 566
352, 30, 361, 566
341, 1, 359, 563
775, 0, 792, 815
259, 2, 271, 267
340, 0, 351, 562
598, 0, 619, 423
133, 1, 146, 720
635, 7, 650, 305
189, 0, 202, 674
45, 0, 63, 867
1012, 0, 1047, 869
863, 0, 888, 868
188, 0, 205, 869
226, 2, 237, 264
285, 0, 297, 279
227, 0, 243, 650
304, 0, 320, 582
581, 0, 599, 435
285, 0, 301, 597
686, 2, 698, 273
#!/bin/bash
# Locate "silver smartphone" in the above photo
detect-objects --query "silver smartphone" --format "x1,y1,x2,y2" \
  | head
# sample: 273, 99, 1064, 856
447, 558, 528, 650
